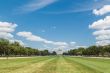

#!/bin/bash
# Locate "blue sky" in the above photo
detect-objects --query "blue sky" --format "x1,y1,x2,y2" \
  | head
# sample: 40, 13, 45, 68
0, 0, 110, 51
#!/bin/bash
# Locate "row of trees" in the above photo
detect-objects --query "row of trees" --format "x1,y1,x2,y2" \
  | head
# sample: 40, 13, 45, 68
63, 45, 110, 57
0, 39, 56, 57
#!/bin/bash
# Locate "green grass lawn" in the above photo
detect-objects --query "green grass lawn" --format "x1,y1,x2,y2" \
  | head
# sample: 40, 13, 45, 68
0, 56, 110, 73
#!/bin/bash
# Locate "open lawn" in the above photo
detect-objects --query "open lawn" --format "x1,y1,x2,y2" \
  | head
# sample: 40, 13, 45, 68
0, 56, 110, 73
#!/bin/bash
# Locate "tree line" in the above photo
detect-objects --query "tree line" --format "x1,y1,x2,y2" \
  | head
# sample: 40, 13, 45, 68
63, 45, 110, 57
0, 39, 56, 57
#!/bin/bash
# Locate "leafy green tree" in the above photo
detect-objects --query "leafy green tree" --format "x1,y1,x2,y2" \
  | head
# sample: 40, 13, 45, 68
0, 39, 10, 59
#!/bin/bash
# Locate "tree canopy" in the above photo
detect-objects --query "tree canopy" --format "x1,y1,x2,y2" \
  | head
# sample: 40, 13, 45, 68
0, 39, 57, 57
63, 45, 110, 57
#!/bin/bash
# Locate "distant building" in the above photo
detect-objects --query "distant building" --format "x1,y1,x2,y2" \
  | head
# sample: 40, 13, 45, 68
57, 48, 63, 55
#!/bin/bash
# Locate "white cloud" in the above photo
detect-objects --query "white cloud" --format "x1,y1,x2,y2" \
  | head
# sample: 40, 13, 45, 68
0, 22, 17, 39
0, 21, 24, 46
17, 31, 86, 52
0, 28, 15, 32
18, 0, 57, 13
96, 35, 110, 40
0, 22, 17, 32
0, 32, 14, 39
89, 16, 110, 30
70, 42, 76, 46
91, 1, 110, 46
89, 15, 110, 46
18, 32, 44, 41
17, 31, 68, 46
93, 30, 110, 45
93, 30, 110, 36
0, 22, 17, 28
96, 40, 110, 46
93, 5, 110, 15
52, 42, 68, 46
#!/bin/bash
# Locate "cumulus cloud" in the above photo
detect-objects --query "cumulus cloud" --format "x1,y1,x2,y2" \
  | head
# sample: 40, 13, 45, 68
0, 22, 17, 39
0, 32, 14, 39
18, 0, 57, 13
90, 15, 110, 45
93, 5, 110, 15
0, 22, 17, 28
96, 34, 110, 40
17, 31, 68, 46
96, 40, 110, 46
91, 3, 110, 46
0, 21, 24, 46
92, 29, 110, 44
93, 30, 110, 36
89, 16, 110, 30
17, 31, 45, 42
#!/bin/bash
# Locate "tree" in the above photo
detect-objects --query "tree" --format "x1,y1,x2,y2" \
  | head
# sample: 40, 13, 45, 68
51, 51, 57, 55
0, 39, 10, 59
104, 45, 110, 57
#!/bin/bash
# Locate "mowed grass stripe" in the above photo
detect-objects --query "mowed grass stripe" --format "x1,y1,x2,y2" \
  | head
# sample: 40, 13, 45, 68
9, 58, 55, 73
0, 56, 54, 73
34, 56, 58, 73
65, 56, 110, 73
64, 56, 101, 73
56, 56, 82, 73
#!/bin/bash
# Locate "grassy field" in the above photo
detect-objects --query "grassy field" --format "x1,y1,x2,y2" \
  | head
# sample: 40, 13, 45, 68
0, 56, 110, 73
